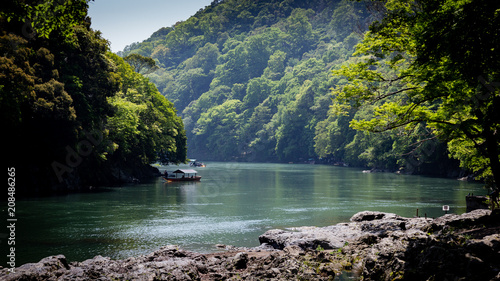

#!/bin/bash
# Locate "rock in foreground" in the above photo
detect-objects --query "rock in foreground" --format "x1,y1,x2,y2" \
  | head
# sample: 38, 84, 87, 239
2, 210, 500, 280
0, 245, 343, 281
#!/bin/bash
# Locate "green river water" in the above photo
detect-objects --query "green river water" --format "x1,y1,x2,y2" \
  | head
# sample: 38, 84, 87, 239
6, 162, 486, 265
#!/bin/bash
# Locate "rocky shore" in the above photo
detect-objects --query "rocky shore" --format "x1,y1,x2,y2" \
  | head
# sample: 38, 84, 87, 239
2, 209, 499, 280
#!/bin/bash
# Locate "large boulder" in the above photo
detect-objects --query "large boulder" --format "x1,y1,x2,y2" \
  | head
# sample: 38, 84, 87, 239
350, 211, 400, 222
259, 223, 363, 250
358, 210, 500, 281
3, 255, 70, 281
423, 209, 493, 233
259, 211, 429, 251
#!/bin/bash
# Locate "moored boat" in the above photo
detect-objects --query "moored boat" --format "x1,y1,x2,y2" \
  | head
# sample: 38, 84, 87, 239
163, 169, 201, 182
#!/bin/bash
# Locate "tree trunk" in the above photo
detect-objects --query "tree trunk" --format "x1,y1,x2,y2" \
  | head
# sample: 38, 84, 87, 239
485, 132, 500, 191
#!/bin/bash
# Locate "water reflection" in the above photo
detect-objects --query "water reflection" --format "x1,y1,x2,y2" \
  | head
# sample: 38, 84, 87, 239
12, 162, 485, 265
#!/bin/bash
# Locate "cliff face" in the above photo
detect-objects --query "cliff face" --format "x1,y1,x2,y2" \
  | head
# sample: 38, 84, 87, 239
2, 210, 499, 280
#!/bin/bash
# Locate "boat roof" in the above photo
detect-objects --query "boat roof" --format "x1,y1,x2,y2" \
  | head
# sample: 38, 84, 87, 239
172, 169, 198, 174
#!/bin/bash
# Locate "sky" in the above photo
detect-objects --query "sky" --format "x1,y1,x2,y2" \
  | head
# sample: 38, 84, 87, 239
88, 0, 213, 52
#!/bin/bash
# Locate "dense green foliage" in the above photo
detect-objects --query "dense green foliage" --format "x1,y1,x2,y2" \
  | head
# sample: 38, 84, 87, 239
1, 0, 186, 194
332, 0, 500, 188
122, 0, 458, 175
107, 53, 187, 168
123, 0, 363, 162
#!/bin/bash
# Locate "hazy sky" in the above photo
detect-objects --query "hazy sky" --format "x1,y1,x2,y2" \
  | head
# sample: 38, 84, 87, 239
88, 0, 213, 52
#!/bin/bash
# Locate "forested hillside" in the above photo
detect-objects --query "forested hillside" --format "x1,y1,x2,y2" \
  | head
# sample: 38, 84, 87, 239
1, 0, 186, 195
121, 0, 460, 175
332, 0, 500, 189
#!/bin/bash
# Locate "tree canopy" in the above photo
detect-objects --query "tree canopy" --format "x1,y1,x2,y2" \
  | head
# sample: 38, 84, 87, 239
118, 0, 489, 181
124, 53, 159, 74
1, 0, 186, 194
123, 0, 380, 164
332, 0, 500, 188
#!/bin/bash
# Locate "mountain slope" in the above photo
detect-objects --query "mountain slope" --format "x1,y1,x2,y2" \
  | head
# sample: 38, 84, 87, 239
122, 0, 460, 175
123, 0, 365, 160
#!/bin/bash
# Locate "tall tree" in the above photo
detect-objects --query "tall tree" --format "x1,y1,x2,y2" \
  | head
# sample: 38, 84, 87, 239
124, 53, 159, 75
332, 0, 500, 190
1, 0, 186, 194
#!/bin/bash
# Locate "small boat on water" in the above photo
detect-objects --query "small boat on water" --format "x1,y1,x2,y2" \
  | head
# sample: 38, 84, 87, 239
163, 169, 201, 182
189, 159, 206, 167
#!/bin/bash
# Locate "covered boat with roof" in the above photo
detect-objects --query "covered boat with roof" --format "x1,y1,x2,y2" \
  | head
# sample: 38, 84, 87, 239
163, 169, 201, 182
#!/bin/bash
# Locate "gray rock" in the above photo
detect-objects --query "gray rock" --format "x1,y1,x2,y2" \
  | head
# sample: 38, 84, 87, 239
350, 211, 400, 222
283, 245, 303, 256
232, 252, 248, 269
259, 223, 364, 250
357, 210, 500, 281
259, 211, 429, 251
423, 209, 492, 233
3, 255, 70, 281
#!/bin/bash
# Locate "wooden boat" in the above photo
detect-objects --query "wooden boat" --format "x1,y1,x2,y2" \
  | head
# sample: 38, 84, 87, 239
163, 169, 201, 182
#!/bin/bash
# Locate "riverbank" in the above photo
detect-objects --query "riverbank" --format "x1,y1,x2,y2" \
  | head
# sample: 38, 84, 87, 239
16, 162, 162, 198
2, 209, 499, 280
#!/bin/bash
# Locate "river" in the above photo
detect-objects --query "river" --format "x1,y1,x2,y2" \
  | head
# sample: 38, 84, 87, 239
10, 162, 485, 265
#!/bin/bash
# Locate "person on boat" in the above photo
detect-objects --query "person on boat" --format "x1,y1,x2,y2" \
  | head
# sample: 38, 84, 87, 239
164, 171, 168, 177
